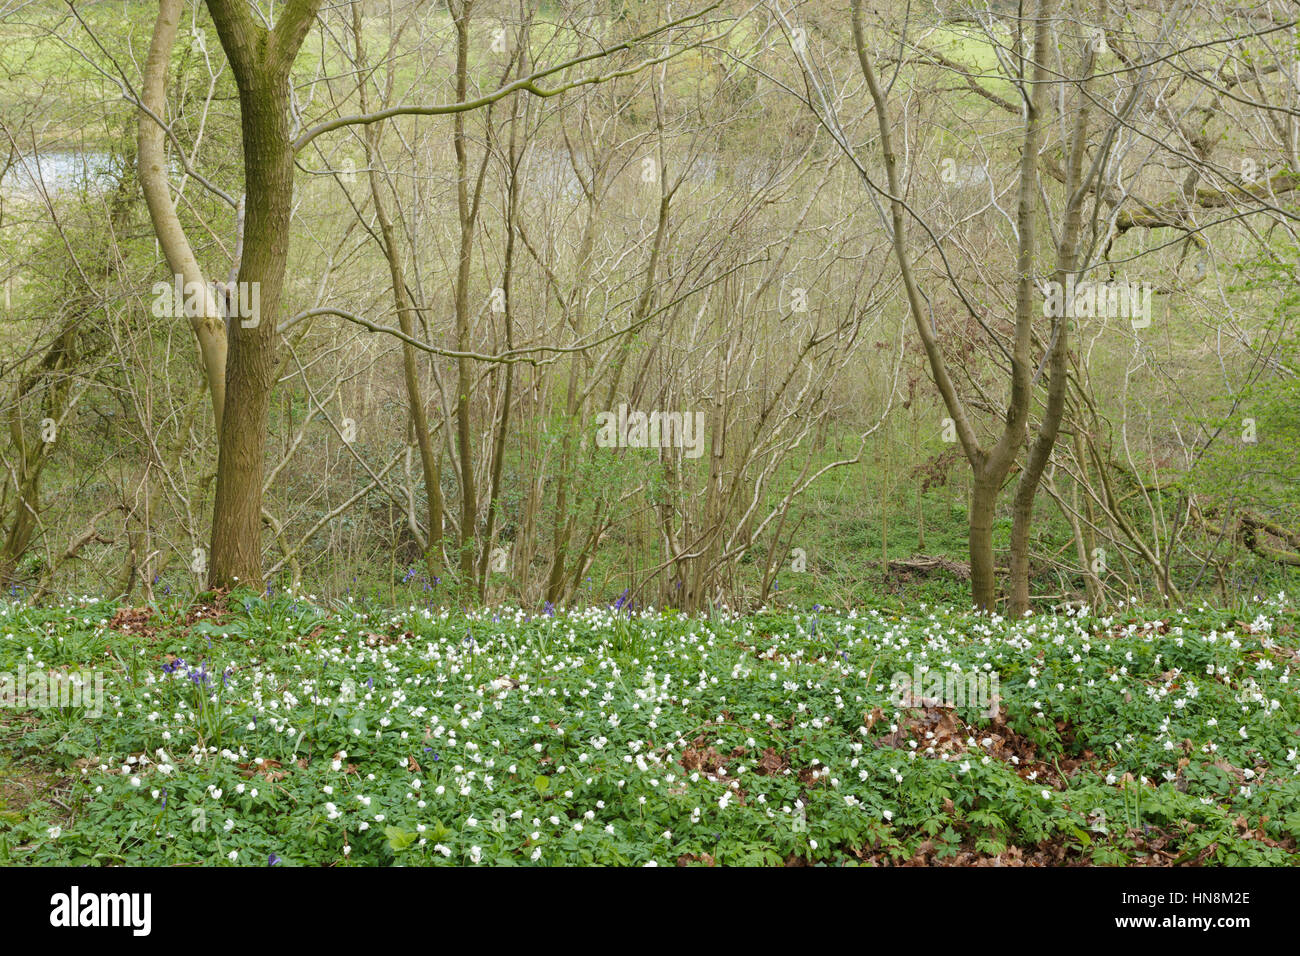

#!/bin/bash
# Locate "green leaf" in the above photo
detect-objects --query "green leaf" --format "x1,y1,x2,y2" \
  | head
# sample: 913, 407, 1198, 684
384, 826, 417, 852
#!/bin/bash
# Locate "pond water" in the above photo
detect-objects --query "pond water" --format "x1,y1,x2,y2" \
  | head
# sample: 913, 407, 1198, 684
1, 150, 121, 196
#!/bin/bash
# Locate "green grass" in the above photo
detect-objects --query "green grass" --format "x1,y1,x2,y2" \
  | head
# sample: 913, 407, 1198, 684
1, 590, 1297, 865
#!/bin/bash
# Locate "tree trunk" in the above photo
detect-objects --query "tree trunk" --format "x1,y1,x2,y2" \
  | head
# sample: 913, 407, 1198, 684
139, 0, 228, 434
1008, 479, 1035, 613
969, 472, 999, 610
208, 71, 289, 588
851, 0, 1051, 614
1006, 32, 1099, 616
451, 1, 479, 591
204, 0, 321, 589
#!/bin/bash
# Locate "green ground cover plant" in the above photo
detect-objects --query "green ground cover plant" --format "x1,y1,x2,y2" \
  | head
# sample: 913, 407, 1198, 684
2, 589, 1296, 866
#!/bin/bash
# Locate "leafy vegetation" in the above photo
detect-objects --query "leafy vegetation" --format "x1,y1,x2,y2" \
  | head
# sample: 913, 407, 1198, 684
2, 591, 1297, 865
